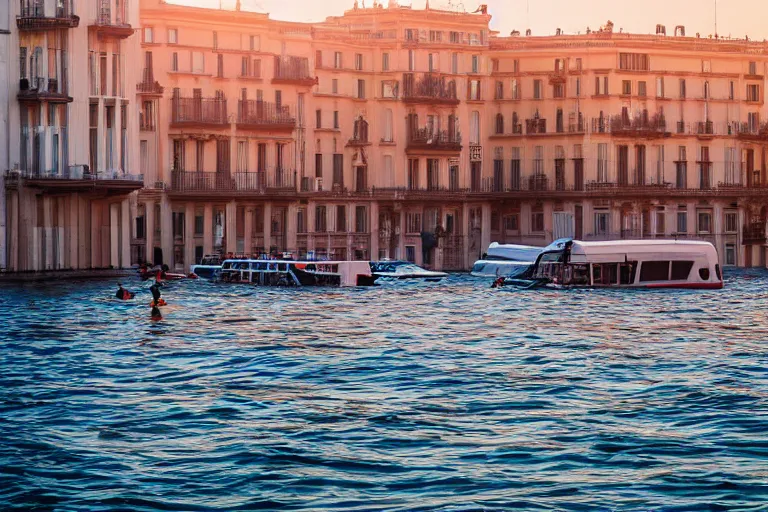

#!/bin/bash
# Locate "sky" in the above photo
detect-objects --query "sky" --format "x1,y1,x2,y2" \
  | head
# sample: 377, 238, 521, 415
170, 0, 768, 41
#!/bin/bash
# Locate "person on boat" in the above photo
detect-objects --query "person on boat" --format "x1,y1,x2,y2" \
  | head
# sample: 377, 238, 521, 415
150, 304, 163, 321
491, 276, 505, 288
115, 283, 135, 300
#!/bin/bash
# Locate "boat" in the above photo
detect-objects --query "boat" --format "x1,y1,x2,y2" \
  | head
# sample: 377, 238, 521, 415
496, 239, 723, 289
189, 255, 224, 279
471, 242, 544, 277
218, 258, 375, 287
370, 260, 447, 283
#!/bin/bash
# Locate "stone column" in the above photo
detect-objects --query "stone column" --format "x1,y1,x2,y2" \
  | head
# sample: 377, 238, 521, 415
203, 203, 214, 255
263, 202, 272, 254
121, 199, 131, 268
56, 197, 65, 269
244, 206, 254, 258
91, 200, 102, 268
144, 199, 155, 263
43, 196, 53, 270
185, 202, 195, 270
481, 202, 492, 256
68, 194, 79, 269
370, 201, 379, 260
225, 200, 237, 254
160, 195, 173, 267
78, 195, 89, 268
8, 191, 18, 271
110, 202, 120, 268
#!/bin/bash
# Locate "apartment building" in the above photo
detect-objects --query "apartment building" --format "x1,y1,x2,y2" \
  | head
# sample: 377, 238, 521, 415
51, 0, 768, 272
1, 0, 142, 272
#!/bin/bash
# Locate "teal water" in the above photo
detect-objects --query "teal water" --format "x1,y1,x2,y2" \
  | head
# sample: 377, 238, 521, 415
0, 272, 767, 511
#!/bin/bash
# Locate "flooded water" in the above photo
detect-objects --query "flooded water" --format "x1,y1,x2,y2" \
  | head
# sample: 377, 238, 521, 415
1, 271, 767, 511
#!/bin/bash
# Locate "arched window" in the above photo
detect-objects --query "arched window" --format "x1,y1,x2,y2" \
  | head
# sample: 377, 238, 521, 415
495, 113, 504, 134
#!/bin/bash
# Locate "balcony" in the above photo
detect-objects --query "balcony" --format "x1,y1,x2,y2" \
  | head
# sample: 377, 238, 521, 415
406, 128, 462, 154
90, 0, 133, 39
9, 166, 143, 195
17, 0, 79, 31
526, 118, 547, 135
609, 114, 669, 138
171, 97, 229, 129
695, 120, 714, 138
170, 170, 296, 196
736, 122, 768, 142
18, 77, 72, 103
402, 73, 459, 105
272, 56, 316, 86
236, 100, 296, 132
137, 68, 163, 96
743, 221, 766, 244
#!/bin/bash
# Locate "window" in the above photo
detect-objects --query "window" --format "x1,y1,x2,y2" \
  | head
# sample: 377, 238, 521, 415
336, 205, 346, 232
679, 79, 686, 99
192, 51, 204, 73
212, 31, 218, 50
333, 110, 339, 129
504, 215, 519, 231
469, 80, 481, 100
747, 84, 760, 102
749, 61, 757, 75
217, 54, 224, 77
171, 52, 178, 71
470, 111, 480, 144
511, 79, 520, 99
472, 55, 479, 73
618, 52, 650, 71
656, 77, 664, 98
405, 28, 417, 41
250, 35, 259, 51
333, 153, 343, 186
406, 212, 421, 233
702, 60, 711, 73
168, 28, 178, 44
622, 80, 631, 95
331, 79, 338, 94
597, 143, 608, 182
697, 211, 712, 233
748, 112, 760, 131
639, 261, 670, 282
704, 81, 710, 99
172, 139, 185, 172
531, 210, 544, 233
382, 108, 393, 141
357, 79, 365, 99
495, 113, 504, 134
554, 58, 564, 73
451, 52, 458, 74
315, 153, 323, 178
236, 140, 248, 172
355, 53, 363, 71
194, 215, 204, 236
671, 261, 694, 280
724, 244, 736, 266
429, 30, 442, 42
594, 76, 609, 95
575, 78, 581, 97
655, 209, 666, 235
381, 80, 396, 99
382, 52, 389, 71
407, 159, 419, 190
638, 81, 647, 97
730, 81, 735, 100
450, 31, 460, 43
428, 53, 435, 72
573, 58, 581, 71
553, 83, 564, 98
315, 206, 327, 233
677, 210, 687, 233
297, 209, 307, 234
533, 79, 542, 99
315, 109, 322, 129
334, 52, 342, 69
725, 212, 738, 233
355, 206, 367, 233
408, 50, 415, 71
594, 211, 609, 235
143, 27, 153, 43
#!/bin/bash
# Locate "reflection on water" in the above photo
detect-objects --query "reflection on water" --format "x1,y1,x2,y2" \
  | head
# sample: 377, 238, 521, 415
1, 271, 768, 511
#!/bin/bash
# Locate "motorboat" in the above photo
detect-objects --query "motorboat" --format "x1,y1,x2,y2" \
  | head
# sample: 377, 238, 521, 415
471, 242, 543, 277
370, 260, 447, 283
218, 258, 375, 287
496, 239, 724, 289
189, 255, 224, 279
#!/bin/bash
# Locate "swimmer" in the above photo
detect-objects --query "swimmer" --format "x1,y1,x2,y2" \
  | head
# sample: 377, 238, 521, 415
149, 280, 165, 307
150, 305, 163, 320
115, 283, 135, 300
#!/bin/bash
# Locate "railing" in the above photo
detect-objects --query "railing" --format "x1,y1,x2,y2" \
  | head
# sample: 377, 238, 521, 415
402, 73, 458, 103
526, 118, 547, 134
695, 120, 714, 135
18, 0, 79, 29
170, 170, 296, 192
18, 76, 69, 99
743, 222, 766, 244
14, 165, 142, 182
406, 128, 462, 151
735, 122, 768, 140
137, 67, 163, 95
97, 0, 129, 26
272, 56, 314, 84
569, 120, 585, 133
237, 100, 295, 128
171, 98, 228, 126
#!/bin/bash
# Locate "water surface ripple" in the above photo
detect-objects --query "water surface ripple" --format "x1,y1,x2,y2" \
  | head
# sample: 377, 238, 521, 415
1, 271, 768, 511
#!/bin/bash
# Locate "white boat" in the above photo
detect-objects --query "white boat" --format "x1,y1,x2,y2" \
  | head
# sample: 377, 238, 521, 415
189, 255, 224, 279
370, 260, 447, 283
471, 242, 543, 277
219, 259, 374, 287
499, 239, 724, 289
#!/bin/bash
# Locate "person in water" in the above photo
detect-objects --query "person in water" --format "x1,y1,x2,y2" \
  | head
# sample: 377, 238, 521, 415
115, 283, 135, 300
491, 276, 505, 288
150, 304, 163, 320
149, 280, 166, 306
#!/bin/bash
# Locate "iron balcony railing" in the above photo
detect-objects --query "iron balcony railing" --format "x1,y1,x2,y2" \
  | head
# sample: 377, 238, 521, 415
170, 170, 296, 192
402, 73, 459, 103
526, 118, 547, 134
97, 0, 129, 26
171, 97, 229, 126
237, 100, 296, 127
18, 0, 79, 29
272, 56, 314, 84
406, 128, 462, 150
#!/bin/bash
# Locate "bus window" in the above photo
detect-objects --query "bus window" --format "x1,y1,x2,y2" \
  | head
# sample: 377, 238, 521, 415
620, 262, 637, 285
